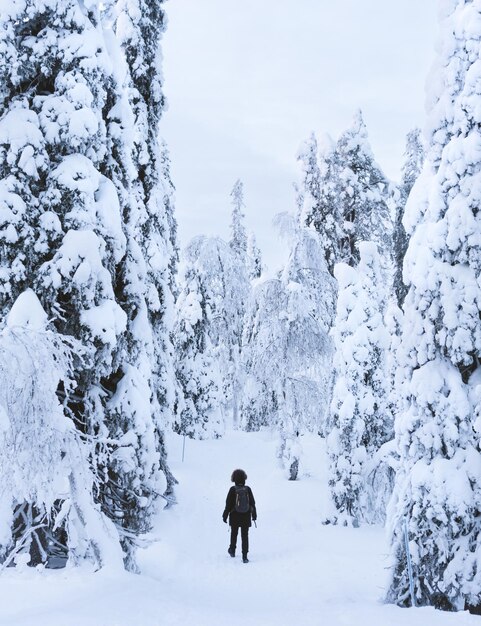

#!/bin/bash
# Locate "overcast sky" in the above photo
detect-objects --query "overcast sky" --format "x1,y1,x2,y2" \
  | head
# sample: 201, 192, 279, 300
161, 0, 438, 272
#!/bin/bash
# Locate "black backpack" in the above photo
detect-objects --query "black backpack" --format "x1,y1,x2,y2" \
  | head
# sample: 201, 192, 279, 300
234, 485, 250, 514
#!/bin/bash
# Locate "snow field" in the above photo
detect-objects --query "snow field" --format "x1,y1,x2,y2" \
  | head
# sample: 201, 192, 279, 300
0, 430, 478, 625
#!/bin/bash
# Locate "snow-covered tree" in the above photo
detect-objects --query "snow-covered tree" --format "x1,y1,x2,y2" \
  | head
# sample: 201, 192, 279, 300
0, 0, 177, 569
327, 243, 391, 525
393, 129, 424, 307
387, 1, 481, 611
92, 0, 179, 567
0, 1, 121, 304
400, 128, 424, 198
241, 278, 284, 433
0, 291, 123, 570
177, 235, 248, 430
0, 0, 131, 564
175, 181, 252, 433
299, 133, 342, 275
174, 240, 223, 439
229, 179, 248, 262
336, 111, 392, 267
114, 0, 178, 456
246, 230, 262, 280
226, 180, 251, 426
242, 217, 335, 477
384, 299, 405, 447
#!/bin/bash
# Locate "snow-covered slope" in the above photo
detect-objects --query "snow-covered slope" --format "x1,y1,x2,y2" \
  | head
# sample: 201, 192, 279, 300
0, 431, 477, 625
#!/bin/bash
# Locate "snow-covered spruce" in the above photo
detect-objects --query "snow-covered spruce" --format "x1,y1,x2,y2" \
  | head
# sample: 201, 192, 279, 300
96, 0, 179, 567
0, 291, 123, 570
229, 179, 248, 263
242, 217, 335, 477
0, 0, 177, 569
336, 111, 392, 267
0, 0, 129, 567
114, 0, 179, 428
327, 242, 391, 525
387, 0, 481, 610
298, 132, 343, 276
228, 180, 251, 427
392, 128, 424, 308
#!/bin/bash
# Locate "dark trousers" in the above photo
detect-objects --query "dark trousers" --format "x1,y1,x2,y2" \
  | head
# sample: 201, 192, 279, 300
230, 524, 249, 557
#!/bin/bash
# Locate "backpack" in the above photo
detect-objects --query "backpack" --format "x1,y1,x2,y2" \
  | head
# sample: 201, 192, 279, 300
234, 485, 250, 514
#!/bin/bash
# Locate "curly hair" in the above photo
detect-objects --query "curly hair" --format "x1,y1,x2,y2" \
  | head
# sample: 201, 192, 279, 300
231, 469, 247, 485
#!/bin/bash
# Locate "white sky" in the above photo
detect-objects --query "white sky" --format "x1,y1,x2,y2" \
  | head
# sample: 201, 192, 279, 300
161, 0, 438, 272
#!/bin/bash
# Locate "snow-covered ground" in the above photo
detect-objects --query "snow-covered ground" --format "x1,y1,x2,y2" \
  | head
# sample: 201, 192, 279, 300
0, 430, 477, 626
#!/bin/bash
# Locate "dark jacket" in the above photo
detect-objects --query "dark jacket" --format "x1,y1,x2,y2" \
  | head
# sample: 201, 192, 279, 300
223, 484, 257, 527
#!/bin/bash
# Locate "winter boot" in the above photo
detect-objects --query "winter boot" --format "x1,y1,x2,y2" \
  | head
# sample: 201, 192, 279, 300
228, 547, 235, 558
242, 556, 249, 563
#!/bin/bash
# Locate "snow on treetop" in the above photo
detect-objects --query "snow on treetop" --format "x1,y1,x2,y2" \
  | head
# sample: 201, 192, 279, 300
6, 289, 47, 331
439, 0, 458, 19
296, 132, 317, 163
338, 109, 373, 158
318, 132, 335, 158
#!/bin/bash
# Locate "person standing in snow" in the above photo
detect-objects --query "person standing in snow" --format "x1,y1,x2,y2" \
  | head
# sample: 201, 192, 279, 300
222, 469, 257, 563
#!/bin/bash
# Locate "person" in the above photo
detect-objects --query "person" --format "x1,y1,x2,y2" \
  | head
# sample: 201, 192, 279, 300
222, 468, 257, 563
